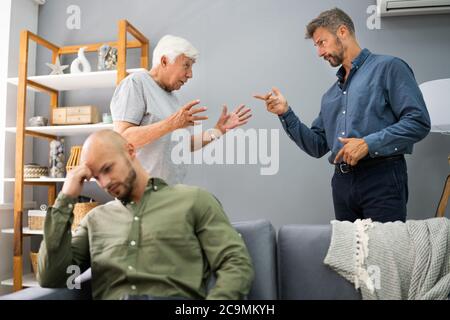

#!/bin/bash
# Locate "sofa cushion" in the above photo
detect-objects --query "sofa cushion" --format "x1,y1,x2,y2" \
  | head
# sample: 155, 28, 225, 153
277, 224, 361, 300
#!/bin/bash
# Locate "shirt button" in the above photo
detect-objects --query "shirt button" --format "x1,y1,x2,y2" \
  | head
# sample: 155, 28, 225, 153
342, 111, 346, 115
153, 186, 158, 191
130, 201, 135, 205
375, 152, 379, 155
341, 132, 345, 135
343, 91, 347, 95
134, 216, 139, 221
394, 148, 398, 151
131, 285, 136, 290
130, 240, 136, 246
68, 204, 73, 209
128, 266, 134, 271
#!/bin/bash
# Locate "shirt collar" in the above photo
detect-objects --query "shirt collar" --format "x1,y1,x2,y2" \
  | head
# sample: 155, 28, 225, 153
145, 177, 168, 191
119, 177, 169, 206
336, 48, 371, 82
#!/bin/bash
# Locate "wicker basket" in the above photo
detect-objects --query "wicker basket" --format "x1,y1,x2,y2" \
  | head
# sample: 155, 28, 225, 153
28, 210, 46, 230
66, 146, 82, 173
30, 252, 38, 276
72, 201, 98, 231
24, 164, 48, 179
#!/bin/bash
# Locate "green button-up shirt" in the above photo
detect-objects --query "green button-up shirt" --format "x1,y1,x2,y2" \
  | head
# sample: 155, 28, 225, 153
37, 178, 254, 300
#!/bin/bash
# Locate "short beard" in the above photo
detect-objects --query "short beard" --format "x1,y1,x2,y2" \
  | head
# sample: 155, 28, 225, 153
117, 164, 137, 203
327, 36, 345, 67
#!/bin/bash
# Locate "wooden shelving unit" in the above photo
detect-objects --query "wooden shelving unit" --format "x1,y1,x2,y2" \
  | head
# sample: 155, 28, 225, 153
5, 19, 149, 291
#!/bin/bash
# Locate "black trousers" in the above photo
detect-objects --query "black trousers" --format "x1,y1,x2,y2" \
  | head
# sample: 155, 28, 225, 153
331, 156, 408, 223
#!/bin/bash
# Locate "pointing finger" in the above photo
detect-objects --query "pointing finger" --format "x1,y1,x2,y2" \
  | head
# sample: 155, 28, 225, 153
334, 148, 345, 164
339, 137, 350, 144
253, 94, 268, 101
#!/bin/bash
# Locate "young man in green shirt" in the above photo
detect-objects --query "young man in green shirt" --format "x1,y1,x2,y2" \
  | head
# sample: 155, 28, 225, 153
37, 130, 254, 300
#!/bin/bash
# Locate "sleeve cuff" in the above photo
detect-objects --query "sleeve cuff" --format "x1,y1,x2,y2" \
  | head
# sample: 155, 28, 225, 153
363, 134, 382, 157
53, 192, 77, 211
278, 106, 293, 120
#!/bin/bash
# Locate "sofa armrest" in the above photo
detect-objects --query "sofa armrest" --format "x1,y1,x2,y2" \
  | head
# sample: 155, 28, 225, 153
232, 219, 278, 300
0, 284, 91, 300
0, 269, 92, 300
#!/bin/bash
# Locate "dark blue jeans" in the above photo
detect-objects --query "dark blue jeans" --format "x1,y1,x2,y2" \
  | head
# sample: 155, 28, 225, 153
331, 157, 408, 222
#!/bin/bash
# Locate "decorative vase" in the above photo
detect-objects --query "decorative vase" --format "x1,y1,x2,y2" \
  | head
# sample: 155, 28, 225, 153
49, 138, 65, 178
97, 44, 118, 71
70, 47, 91, 73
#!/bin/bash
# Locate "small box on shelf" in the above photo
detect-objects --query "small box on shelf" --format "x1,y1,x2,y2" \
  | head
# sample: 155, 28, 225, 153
53, 105, 100, 125
28, 209, 46, 230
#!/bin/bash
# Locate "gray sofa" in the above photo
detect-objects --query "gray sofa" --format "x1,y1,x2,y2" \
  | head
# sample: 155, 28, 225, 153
0, 220, 361, 300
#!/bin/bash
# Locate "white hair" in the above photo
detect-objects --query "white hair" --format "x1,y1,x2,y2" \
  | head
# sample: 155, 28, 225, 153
151, 35, 199, 69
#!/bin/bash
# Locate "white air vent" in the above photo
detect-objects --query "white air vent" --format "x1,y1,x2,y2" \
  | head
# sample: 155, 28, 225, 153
377, 0, 450, 16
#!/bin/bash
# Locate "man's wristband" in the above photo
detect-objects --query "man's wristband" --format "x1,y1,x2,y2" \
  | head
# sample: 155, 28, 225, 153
204, 128, 223, 142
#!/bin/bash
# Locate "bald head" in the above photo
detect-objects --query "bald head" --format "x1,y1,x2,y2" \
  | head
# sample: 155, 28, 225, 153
79, 130, 147, 201
81, 130, 130, 163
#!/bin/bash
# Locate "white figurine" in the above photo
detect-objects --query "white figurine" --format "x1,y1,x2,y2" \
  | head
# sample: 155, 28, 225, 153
46, 56, 68, 75
70, 47, 91, 73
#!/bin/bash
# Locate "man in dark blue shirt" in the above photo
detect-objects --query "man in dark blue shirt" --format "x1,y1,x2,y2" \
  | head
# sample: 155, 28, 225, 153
255, 8, 430, 222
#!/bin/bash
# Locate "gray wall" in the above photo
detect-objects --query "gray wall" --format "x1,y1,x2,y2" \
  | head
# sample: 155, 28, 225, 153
34, 0, 450, 229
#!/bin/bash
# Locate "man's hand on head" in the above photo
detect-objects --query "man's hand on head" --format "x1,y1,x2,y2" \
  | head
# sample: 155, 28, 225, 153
62, 164, 93, 199
334, 138, 369, 166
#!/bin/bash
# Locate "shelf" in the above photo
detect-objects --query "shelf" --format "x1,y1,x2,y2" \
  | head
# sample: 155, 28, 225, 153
4, 178, 65, 182
2, 228, 43, 235
0, 201, 36, 211
6, 123, 114, 137
1, 273, 39, 288
7, 68, 147, 91
4, 177, 96, 182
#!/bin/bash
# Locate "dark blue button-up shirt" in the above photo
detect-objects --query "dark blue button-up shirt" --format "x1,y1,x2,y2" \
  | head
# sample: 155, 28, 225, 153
279, 48, 431, 164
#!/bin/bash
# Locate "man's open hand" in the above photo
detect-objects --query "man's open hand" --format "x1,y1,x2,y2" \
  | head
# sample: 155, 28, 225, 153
215, 104, 252, 134
167, 100, 208, 130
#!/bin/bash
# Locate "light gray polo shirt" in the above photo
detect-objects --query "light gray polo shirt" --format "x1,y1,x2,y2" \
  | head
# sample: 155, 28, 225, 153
110, 71, 187, 184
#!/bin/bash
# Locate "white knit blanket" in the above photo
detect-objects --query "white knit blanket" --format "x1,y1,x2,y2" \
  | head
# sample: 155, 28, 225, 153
324, 218, 450, 300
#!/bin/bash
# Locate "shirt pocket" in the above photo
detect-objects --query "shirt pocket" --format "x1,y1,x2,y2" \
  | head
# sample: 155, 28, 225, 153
90, 232, 128, 256
347, 84, 388, 126
140, 231, 202, 275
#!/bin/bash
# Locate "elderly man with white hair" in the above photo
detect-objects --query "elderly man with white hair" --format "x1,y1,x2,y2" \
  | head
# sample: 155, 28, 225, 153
110, 35, 251, 184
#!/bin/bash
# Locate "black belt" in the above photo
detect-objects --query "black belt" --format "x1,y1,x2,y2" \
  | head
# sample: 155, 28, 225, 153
335, 155, 404, 174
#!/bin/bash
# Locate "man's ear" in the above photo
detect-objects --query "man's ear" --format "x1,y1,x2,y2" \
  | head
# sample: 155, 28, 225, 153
126, 142, 136, 159
337, 25, 349, 39
160, 55, 168, 68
